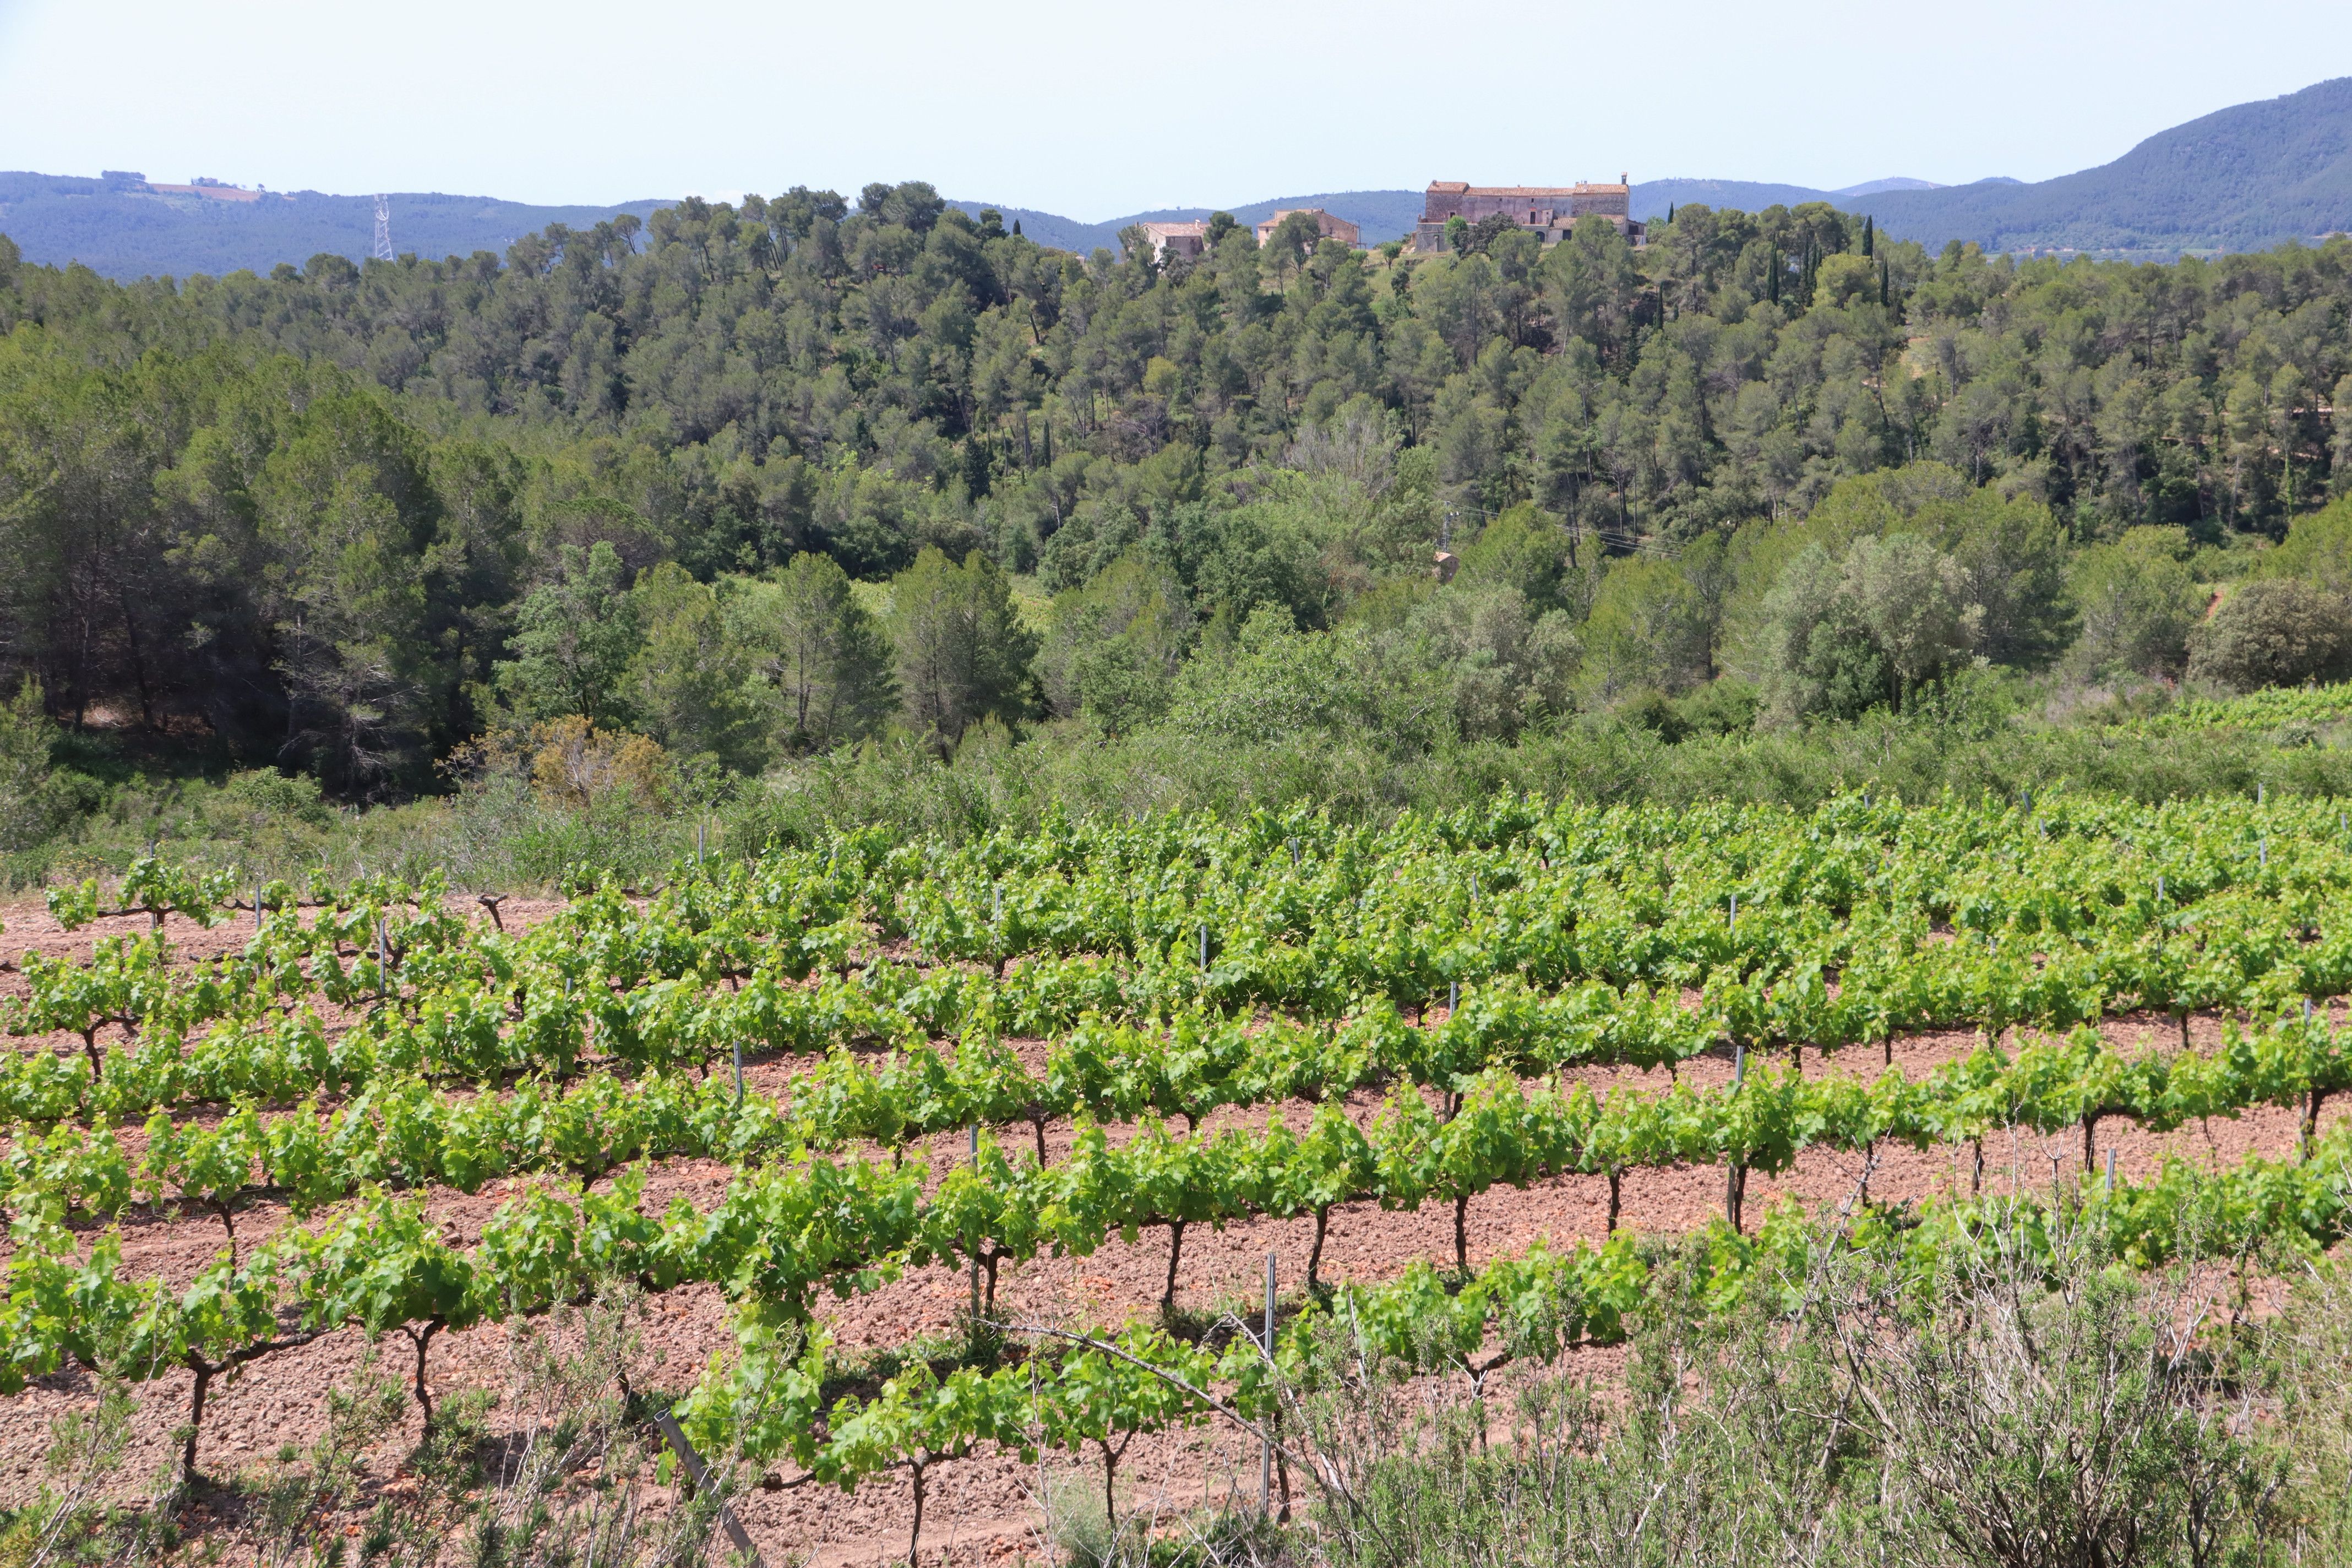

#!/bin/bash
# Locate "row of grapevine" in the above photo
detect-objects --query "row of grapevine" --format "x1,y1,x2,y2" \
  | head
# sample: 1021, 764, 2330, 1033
14, 858, 2352, 1136
15, 1109, 2338, 1513
13, 1004, 2352, 1447
29, 792, 2352, 1047
11, 787, 2352, 1544
13, 1000, 2351, 1267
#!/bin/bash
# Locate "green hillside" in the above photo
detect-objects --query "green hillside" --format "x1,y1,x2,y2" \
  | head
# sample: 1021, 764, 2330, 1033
6, 172, 2352, 824
1849, 77, 2352, 254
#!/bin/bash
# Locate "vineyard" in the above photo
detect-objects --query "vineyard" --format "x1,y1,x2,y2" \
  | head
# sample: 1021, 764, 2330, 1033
5, 790, 2352, 1561
2130, 683, 2352, 735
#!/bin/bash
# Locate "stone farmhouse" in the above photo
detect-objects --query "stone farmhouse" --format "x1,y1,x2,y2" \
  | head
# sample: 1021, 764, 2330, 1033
1134, 207, 1364, 262
1135, 220, 1212, 262
1412, 178, 1645, 253
1254, 209, 1362, 248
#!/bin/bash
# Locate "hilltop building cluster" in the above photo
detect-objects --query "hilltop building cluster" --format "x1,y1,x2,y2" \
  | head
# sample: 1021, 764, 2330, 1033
1413, 178, 1645, 252
1130, 177, 1645, 261
1135, 208, 1362, 262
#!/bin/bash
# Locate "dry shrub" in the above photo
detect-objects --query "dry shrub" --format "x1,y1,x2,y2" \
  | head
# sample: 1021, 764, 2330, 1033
1826, 1213, 2285, 1568
451, 717, 673, 816
525, 717, 672, 814
1298, 1212, 2312, 1568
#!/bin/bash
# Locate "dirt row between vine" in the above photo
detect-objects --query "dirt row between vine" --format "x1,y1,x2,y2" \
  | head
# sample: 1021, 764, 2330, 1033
2, 1063, 2340, 1564
6, 900, 2350, 1562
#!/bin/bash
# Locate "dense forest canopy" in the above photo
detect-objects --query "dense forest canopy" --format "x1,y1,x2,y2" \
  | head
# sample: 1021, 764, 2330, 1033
3, 178, 2351, 811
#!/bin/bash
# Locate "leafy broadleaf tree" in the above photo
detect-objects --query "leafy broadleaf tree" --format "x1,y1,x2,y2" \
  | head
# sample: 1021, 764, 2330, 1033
1757, 532, 1983, 721
1574, 555, 1716, 706
2187, 579, 2352, 693
1844, 532, 1987, 703
492, 541, 642, 729
2063, 526, 2203, 680
1409, 584, 1580, 741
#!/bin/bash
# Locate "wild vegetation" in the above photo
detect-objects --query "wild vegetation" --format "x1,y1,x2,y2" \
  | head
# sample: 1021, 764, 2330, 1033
3, 187, 2352, 878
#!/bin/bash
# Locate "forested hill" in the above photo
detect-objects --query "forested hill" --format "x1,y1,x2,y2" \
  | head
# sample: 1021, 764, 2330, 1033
3, 179, 2350, 810
0, 175, 669, 280
1633, 178, 1966, 220
1638, 79, 2352, 257
1844, 78, 2352, 255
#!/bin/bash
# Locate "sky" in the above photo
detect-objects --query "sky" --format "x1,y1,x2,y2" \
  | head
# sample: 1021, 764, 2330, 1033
2, 0, 2349, 220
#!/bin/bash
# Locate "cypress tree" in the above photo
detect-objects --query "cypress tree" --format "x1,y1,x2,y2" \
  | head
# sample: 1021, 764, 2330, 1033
1668, 202, 1675, 224
1013, 218, 1022, 236
1879, 256, 1890, 308
1767, 244, 1779, 303
1863, 215, 1874, 257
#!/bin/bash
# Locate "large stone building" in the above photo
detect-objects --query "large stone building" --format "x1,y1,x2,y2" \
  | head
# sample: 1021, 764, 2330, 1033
1412, 178, 1644, 253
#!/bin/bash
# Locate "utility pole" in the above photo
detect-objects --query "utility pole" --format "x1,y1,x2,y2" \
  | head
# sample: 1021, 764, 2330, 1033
372, 194, 394, 262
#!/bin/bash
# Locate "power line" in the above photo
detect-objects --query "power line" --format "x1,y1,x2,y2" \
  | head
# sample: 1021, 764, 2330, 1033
372, 194, 394, 263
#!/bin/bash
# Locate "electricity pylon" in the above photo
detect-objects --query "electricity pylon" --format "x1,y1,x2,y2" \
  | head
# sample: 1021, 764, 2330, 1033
372, 195, 394, 262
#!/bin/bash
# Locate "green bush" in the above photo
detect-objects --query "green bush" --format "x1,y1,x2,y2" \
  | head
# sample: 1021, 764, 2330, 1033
0, 679, 74, 854
2187, 579, 2352, 693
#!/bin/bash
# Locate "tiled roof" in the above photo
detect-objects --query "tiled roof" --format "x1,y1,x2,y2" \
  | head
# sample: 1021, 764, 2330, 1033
1437, 183, 1629, 197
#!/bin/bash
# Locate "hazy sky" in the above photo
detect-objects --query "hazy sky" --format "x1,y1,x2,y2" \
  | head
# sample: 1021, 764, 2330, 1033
2, 0, 2348, 219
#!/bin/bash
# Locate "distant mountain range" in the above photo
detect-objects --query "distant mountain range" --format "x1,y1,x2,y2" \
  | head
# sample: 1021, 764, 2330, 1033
1835, 78, 2352, 254
0, 174, 667, 279
998, 79, 2352, 260
1629, 176, 1979, 218
7, 77, 2351, 279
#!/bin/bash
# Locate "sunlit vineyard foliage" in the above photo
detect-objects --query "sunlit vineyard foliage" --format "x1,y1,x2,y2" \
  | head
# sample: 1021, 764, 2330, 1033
6, 785, 2352, 1558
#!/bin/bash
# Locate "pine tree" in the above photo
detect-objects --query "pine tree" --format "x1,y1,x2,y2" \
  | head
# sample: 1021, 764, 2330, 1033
886, 548, 1039, 758
756, 552, 896, 754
